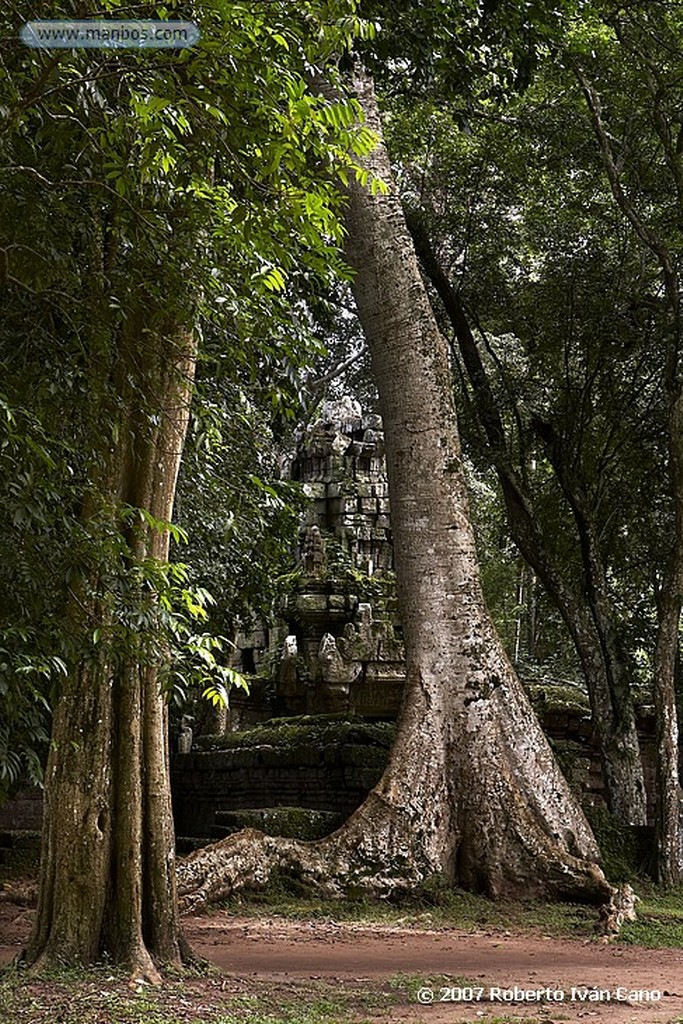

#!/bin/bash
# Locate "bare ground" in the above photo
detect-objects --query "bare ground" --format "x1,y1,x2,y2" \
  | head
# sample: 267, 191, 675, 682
184, 913, 683, 1023
1, 887, 682, 1023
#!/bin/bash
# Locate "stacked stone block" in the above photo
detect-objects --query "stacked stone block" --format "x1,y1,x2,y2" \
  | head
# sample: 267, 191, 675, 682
292, 399, 393, 575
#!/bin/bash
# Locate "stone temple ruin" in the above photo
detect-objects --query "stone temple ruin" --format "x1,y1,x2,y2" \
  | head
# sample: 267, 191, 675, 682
228, 397, 406, 728
172, 398, 410, 837
0, 399, 657, 860
169, 398, 659, 845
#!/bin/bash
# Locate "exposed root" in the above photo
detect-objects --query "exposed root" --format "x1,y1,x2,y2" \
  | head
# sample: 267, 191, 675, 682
596, 883, 640, 939
178, 929, 208, 971
128, 966, 162, 988
176, 829, 324, 913
175, 829, 366, 913
176, 812, 437, 914
176, 814, 613, 916
121, 941, 162, 985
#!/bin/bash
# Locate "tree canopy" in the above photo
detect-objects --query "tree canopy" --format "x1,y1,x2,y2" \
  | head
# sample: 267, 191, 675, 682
2, 0, 683, 975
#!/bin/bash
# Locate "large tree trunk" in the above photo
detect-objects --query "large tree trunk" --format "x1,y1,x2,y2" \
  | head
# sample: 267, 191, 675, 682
23, 320, 196, 978
652, 388, 683, 885
654, 591, 682, 885
177, 69, 612, 911
407, 214, 646, 826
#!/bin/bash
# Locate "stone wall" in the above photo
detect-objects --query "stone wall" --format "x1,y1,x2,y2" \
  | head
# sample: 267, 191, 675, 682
175, 398, 665, 834
0, 787, 43, 831
171, 741, 386, 837
5, 705, 659, 840
170, 708, 660, 838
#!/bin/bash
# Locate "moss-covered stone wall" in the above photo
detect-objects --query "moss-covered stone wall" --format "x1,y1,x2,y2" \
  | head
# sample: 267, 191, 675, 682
171, 717, 393, 836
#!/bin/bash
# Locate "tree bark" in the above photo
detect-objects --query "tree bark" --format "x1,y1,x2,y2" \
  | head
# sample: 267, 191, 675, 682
652, 388, 683, 885
407, 214, 646, 825
23, 319, 196, 976
177, 69, 612, 910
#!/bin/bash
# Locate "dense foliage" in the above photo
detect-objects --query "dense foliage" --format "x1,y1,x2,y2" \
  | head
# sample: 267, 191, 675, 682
377, 2, 683, 694
2, 0, 682, 878
0, 0, 376, 794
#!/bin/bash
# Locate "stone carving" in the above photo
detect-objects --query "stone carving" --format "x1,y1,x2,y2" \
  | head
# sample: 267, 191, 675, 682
283, 634, 298, 659
322, 396, 362, 431
331, 432, 352, 455
317, 632, 361, 711
178, 715, 193, 754
279, 635, 299, 695
339, 602, 377, 662
301, 524, 326, 578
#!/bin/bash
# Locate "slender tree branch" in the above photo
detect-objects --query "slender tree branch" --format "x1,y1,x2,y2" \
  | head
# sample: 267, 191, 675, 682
572, 64, 680, 316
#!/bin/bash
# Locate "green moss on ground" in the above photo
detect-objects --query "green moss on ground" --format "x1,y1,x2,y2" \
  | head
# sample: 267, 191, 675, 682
196, 715, 395, 752
213, 807, 343, 841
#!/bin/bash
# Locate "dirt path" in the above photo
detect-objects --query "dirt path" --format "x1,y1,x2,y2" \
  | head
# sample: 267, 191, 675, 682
186, 913, 683, 1023
2, 900, 682, 1023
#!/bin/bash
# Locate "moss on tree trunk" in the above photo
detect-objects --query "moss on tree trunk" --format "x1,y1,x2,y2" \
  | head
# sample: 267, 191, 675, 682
23, 321, 196, 978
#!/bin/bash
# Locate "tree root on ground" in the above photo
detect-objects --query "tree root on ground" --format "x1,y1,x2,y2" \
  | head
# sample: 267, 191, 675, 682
595, 884, 640, 939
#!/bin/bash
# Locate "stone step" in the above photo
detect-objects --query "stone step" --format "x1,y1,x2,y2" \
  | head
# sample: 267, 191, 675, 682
0, 830, 41, 850
211, 807, 343, 841
0, 830, 41, 870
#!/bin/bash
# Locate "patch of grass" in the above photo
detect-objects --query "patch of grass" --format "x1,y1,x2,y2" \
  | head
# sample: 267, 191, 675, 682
0, 968, 393, 1024
392, 877, 600, 937
213, 886, 400, 921
214, 884, 602, 938
618, 883, 683, 947
388, 971, 476, 997
215, 878, 682, 948
494, 899, 598, 939
221, 872, 683, 949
